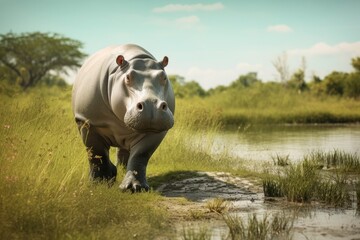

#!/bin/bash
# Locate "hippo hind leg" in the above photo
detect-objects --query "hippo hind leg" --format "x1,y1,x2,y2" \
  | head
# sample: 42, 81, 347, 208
77, 120, 117, 183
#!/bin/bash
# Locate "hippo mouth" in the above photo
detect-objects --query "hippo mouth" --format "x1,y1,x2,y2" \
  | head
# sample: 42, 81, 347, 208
123, 98, 174, 133
124, 111, 174, 133
125, 122, 174, 133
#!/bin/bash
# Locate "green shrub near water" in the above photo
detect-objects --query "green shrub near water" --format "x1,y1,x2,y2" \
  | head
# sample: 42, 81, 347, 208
263, 152, 357, 206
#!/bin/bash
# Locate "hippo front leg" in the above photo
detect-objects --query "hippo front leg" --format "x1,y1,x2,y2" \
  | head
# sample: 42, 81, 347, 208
77, 120, 117, 183
119, 132, 166, 192
117, 148, 130, 168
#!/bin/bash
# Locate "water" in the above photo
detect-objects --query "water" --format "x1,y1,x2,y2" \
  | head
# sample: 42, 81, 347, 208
213, 124, 360, 162
180, 124, 360, 239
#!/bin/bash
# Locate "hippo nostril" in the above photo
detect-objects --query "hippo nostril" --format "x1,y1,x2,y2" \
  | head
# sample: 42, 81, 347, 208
136, 102, 144, 112
159, 102, 167, 111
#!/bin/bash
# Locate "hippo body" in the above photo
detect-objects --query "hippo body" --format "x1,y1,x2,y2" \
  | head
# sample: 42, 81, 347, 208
72, 44, 175, 191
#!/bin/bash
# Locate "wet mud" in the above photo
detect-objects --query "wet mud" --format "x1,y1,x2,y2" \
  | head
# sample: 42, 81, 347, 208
157, 171, 360, 240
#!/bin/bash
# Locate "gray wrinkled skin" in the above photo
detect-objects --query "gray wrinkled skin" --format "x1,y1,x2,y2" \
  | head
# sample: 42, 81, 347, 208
72, 44, 175, 192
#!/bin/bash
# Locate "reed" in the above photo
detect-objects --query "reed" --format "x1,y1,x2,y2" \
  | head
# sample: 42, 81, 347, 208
316, 174, 351, 207
306, 150, 360, 172
272, 154, 290, 166
263, 154, 355, 206
223, 212, 294, 240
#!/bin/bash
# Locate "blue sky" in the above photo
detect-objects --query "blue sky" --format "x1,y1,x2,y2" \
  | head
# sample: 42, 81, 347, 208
1, 0, 360, 89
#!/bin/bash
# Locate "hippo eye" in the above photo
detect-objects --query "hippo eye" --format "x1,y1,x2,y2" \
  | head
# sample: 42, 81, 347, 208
160, 76, 167, 86
125, 71, 135, 86
125, 74, 131, 85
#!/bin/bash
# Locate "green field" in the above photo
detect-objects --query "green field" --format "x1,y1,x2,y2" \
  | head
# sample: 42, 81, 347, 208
1, 83, 359, 239
0, 85, 234, 239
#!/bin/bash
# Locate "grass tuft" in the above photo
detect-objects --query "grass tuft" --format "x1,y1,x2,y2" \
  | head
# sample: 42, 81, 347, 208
263, 154, 355, 207
272, 154, 290, 166
223, 212, 294, 240
181, 225, 211, 240
263, 177, 284, 198
306, 149, 360, 172
206, 198, 228, 214
316, 174, 351, 207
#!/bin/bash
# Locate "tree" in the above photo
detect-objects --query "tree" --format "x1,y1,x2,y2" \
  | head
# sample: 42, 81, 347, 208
322, 71, 348, 96
168, 75, 207, 98
311, 74, 322, 84
344, 56, 360, 98
0, 32, 86, 89
230, 72, 260, 88
287, 69, 307, 92
182, 80, 207, 97
351, 57, 360, 72
272, 52, 289, 83
168, 75, 186, 98
345, 72, 360, 98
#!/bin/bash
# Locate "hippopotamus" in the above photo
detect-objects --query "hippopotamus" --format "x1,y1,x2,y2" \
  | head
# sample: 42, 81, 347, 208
72, 44, 175, 192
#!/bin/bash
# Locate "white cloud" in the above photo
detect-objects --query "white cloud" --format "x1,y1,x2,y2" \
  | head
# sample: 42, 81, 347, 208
289, 41, 360, 56
267, 24, 293, 33
175, 15, 200, 25
179, 63, 263, 89
153, 2, 224, 13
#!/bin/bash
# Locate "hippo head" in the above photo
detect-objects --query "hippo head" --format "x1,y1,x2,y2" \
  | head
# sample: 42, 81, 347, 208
110, 54, 175, 133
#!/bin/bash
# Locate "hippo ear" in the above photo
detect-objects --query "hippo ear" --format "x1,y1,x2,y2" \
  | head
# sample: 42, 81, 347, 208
160, 56, 169, 68
116, 55, 126, 66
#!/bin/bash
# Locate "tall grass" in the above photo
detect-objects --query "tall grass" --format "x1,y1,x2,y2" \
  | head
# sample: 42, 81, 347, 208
0, 87, 173, 239
0, 85, 231, 239
204, 84, 360, 124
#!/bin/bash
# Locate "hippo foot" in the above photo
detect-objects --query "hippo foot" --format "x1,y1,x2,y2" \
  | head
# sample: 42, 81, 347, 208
90, 162, 117, 184
119, 171, 149, 193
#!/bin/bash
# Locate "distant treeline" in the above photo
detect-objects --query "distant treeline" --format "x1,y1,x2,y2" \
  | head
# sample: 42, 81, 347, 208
1, 32, 359, 100
170, 56, 360, 99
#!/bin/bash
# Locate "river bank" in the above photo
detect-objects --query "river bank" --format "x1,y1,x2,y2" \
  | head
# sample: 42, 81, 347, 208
156, 171, 360, 240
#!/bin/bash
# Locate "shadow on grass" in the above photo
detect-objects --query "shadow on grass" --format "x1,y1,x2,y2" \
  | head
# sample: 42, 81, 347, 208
148, 171, 259, 202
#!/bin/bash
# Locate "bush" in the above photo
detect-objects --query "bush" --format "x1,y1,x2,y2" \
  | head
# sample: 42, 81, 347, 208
345, 72, 360, 99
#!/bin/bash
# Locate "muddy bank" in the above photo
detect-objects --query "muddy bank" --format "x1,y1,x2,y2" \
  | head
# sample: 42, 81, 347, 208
157, 171, 360, 240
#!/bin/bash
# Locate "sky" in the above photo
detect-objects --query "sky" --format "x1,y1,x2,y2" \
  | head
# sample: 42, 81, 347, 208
1, 0, 360, 89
